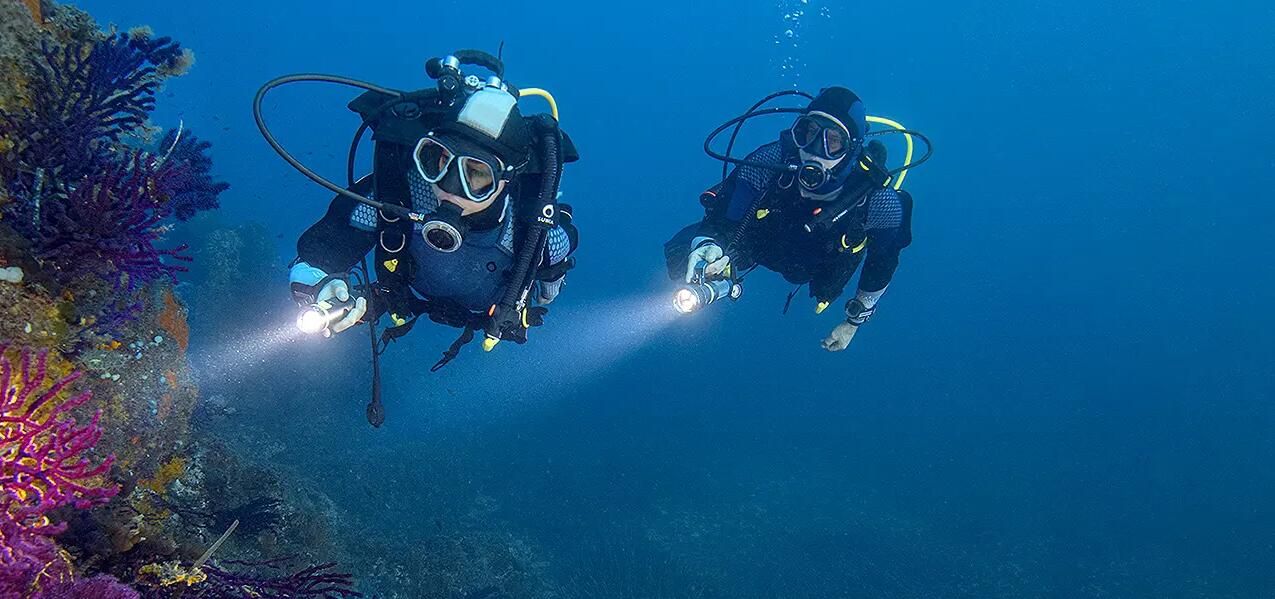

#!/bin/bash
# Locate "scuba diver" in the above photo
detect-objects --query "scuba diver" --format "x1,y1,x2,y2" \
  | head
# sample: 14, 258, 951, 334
665, 86, 930, 351
254, 51, 578, 426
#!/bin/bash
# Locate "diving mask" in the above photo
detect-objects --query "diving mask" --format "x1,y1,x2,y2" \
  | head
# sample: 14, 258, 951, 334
413, 136, 509, 204
783, 113, 864, 196
791, 113, 861, 161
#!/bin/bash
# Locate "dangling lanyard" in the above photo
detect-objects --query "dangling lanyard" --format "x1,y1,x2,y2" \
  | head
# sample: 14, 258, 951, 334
782, 283, 806, 315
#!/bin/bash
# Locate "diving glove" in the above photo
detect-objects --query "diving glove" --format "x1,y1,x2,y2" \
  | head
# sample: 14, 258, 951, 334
503, 306, 548, 344
686, 238, 730, 283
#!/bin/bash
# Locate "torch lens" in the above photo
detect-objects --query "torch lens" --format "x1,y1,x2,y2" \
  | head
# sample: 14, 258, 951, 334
673, 288, 701, 314
296, 307, 327, 334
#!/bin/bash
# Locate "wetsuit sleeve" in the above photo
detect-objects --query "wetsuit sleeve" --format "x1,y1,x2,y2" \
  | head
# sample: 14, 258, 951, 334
858, 188, 913, 293
808, 188, 912, 303
295, 181, 378, 275
697, 141, 784, 245
809, 251, 866, 304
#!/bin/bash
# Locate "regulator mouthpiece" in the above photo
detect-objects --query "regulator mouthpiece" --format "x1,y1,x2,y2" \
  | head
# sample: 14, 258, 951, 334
421, 202, 467, 253
421, 221, 463, 252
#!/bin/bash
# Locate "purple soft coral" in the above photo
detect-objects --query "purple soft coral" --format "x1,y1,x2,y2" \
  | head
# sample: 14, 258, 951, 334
32, 574, 140, 599
0, 346, 118, 523
0, 30, 223, 290
155, 128, 230, 221
19, 152, 194, 289
0, 32, 184, 181
0, 517, 66, 598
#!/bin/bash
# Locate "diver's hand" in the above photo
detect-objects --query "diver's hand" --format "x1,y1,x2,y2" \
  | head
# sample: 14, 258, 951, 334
317, 278, 367, 337
686, 241, 730, 283
821, 321, 859, 352
536, 275, 565, 305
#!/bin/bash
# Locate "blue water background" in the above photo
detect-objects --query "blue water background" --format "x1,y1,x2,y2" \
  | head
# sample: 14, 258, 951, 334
76, 0, 1275, 595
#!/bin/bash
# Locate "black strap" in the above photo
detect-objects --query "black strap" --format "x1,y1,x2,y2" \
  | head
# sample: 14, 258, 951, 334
488, 118, 562, 341
372, 141, 415, 297
432, 327, 477, 372
361, 258, 385, 428
724, 181, 771, 258
380, 314, 420, 346
898, 189, 914, 249
782, 283, 805, 315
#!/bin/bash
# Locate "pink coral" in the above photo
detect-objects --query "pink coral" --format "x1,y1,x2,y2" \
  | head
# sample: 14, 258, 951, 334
0, 517, 66, 597
0, 346, 118, 596
34, 574, 141, 599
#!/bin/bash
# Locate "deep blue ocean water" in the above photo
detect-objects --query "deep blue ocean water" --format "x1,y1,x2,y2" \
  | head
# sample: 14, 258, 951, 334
77, 1, 1275, 596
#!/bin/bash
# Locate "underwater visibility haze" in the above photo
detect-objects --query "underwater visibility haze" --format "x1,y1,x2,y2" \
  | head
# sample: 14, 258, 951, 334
0, 0, 1272, 596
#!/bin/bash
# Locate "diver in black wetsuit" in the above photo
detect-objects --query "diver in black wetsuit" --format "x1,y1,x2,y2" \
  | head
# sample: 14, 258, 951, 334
288, 85, 578, 344
666, 87, 915, 351
255, 52, 579, 425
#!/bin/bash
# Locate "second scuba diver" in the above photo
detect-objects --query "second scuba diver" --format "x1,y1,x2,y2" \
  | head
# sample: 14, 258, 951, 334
665, 87, 923, 351
256, 51, 578, 425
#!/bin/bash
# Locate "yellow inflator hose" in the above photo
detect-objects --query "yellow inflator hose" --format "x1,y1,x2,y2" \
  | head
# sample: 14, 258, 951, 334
518, 88, 559, 121
866, 115, 913, 190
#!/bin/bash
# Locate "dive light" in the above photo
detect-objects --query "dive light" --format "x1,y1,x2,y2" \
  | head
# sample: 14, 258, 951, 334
296, 299, 355, 335
673, 260, 742, 315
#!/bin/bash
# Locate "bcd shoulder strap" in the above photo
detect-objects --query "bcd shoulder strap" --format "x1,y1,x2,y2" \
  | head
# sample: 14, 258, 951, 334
370, 141, 418, 322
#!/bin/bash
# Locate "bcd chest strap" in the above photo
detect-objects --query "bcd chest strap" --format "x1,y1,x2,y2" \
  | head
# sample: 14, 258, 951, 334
370, 141, 416, 307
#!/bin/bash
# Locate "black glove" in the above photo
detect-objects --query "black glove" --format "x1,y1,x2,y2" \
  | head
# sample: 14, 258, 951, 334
498, 306, 549, 345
